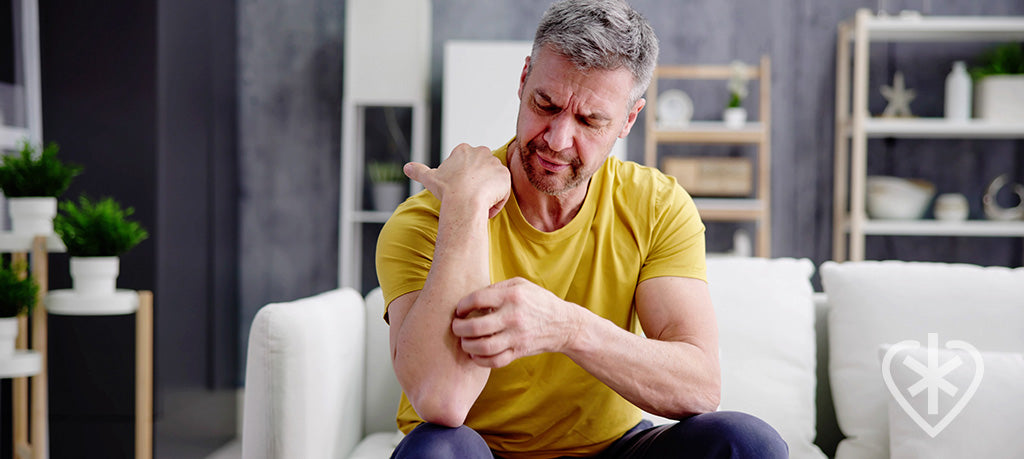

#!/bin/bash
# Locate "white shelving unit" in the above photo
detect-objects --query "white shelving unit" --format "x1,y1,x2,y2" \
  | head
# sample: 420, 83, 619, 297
644, 58, 772, 257
338, 0, 431, 290
339, 99, 427, 289
833, 9, 1024, 262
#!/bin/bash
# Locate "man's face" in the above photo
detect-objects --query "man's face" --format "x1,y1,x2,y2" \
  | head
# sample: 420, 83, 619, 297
513, 45, 644, 196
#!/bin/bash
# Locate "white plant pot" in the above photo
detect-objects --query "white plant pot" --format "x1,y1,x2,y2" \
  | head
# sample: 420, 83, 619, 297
70, 257, 120, 295
8, 197, 57, 235
0, 317, 18, 359
723, 107, 747, 129
372, 183, 405, 212
975, 75, 1024, 122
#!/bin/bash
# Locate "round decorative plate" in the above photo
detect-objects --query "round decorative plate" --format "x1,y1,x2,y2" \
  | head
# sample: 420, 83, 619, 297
657, 89, 693, 129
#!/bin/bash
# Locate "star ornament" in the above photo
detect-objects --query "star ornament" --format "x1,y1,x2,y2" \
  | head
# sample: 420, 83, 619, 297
881, 71, 916, 118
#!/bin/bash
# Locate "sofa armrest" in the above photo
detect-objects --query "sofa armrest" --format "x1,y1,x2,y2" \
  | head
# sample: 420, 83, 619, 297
242, 288, 367, 459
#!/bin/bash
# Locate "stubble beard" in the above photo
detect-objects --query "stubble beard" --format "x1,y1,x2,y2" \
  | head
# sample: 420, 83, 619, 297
518, 138, 588, 196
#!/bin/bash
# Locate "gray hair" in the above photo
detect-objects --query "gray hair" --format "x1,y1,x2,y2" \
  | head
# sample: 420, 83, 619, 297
530, 0, 659, 104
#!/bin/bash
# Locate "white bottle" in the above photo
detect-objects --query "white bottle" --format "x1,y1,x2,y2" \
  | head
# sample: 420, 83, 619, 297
944, 61, 971, 121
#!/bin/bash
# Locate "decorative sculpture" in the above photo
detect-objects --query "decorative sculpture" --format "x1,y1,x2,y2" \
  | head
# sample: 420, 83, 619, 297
982, 174, 1024, 221
880, 71, 916, 118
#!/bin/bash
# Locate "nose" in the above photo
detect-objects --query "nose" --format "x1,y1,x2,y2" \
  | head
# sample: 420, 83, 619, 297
543, 112, 574, 152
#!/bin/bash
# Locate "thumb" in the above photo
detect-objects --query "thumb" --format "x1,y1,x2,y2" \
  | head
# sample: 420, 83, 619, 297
403, 162, 432, 185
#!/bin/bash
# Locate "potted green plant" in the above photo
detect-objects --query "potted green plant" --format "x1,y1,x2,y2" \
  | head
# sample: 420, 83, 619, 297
0, 260, 38, 358
0, 141, 82, 235
723, 60, 749, 129
367, 161, 406, 212
970, 43, 1024, 122
54, 196, 148, 296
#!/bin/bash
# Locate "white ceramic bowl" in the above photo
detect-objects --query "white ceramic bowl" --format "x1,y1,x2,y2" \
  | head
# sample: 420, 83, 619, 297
866, 176, 935, 220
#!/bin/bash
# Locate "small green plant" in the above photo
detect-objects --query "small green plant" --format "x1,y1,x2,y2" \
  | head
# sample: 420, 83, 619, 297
54, 196, 149, 257
0, 261, 38, 318
726, 60, 749, 109
0, 141, 82, 197
970, 43, 1024, 80
367, 161, 405, 184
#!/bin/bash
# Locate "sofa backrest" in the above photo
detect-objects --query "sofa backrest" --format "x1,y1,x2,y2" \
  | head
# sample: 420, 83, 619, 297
360, 261, 845, 458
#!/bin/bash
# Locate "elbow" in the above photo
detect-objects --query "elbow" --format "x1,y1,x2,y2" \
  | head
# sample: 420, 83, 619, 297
692, 385, 721, 415
406, 390, 472, 428
691, 372, 722, 414
665, 378, 721, 419
395, 365, 475, 428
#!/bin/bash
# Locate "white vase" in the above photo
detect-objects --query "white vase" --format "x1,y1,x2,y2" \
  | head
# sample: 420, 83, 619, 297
0, 317, 18, 359
372, 183, 405, 212
723, 107, 747, 129
70, 257, 120, 295
7, 197, 57, 235
944, 61, 971, 121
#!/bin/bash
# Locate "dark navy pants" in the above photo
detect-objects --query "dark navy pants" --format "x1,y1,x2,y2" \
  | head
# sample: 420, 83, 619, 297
390, 411, 789, 458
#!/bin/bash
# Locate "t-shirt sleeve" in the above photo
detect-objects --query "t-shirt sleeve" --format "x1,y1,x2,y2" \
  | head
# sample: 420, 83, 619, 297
638, 179, 707, 283
375, 193, 440, 321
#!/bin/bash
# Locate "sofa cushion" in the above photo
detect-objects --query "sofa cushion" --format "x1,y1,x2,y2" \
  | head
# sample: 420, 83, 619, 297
363, 288, 403, 435
884, 346, 1024, 458
822, 261, 1024, 459
242, 288, 367, 459
706, 257, 825, 459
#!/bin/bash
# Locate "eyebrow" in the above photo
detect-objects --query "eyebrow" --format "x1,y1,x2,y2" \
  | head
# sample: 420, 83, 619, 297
534, 89, 613, 123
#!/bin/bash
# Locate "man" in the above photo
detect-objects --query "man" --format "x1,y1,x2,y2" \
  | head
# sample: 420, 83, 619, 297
376, 1, 788, 457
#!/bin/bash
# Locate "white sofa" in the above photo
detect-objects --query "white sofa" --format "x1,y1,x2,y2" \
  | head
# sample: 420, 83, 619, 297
241, 258, 1024, 458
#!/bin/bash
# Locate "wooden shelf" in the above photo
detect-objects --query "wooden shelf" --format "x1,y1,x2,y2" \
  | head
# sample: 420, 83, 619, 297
833, 9, 1024, 263
694, 198, 765, 221
646, 57, 772, 256
855, 118, 1024, 139
652, 122, 766, 144
861, 219, 1024, 237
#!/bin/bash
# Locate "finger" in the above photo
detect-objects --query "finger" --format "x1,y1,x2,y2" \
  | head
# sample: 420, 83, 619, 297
452, 312, 502, 339
460, 333, 508, 357
468, 348, 516, 369
454, 289, 496, 318
488, 191, 511, 219
403, 162, 432, 185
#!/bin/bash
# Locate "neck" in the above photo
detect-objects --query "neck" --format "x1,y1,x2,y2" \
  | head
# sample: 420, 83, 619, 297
509, 142, 589, 232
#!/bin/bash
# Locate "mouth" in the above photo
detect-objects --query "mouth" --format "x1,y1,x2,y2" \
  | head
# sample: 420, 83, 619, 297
536, 154, 570, 173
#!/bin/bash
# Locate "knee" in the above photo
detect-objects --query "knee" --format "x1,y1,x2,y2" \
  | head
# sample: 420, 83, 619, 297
681, 411, 788, 458
391, 423, 492, 459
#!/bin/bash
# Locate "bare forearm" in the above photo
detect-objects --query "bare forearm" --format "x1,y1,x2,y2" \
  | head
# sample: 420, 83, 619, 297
565, 311, 721, 419
392, 197, 492, 426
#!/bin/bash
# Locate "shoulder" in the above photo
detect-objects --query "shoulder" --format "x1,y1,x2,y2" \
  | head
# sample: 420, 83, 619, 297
603, 157, 695, 214
379, 190, 441, 243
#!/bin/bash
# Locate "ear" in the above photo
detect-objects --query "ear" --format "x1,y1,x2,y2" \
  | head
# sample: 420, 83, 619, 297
618, 98, 646, 138
518, 55, 531, 100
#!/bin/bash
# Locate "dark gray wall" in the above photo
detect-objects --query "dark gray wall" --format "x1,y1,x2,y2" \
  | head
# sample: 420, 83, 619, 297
37, 0, 238, 457
237, 0, 1024, 379
237, 0, 344, 371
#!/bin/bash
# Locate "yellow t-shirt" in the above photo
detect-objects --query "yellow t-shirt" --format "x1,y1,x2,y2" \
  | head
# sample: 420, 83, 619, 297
376, 142, 706, 458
